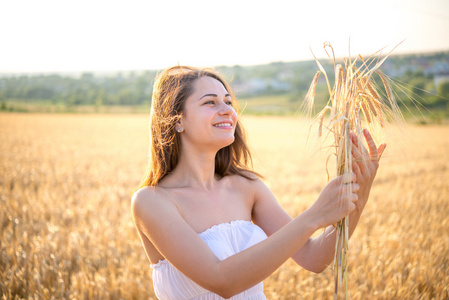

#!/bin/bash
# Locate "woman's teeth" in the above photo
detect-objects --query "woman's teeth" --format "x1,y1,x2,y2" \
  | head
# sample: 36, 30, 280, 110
214, 123, 231, 127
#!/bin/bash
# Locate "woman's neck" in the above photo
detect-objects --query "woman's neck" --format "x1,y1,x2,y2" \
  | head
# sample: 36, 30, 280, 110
167, 147, 219, 190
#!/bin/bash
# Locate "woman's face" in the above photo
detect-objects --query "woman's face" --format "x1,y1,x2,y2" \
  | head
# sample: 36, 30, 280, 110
178, 76, 238, 151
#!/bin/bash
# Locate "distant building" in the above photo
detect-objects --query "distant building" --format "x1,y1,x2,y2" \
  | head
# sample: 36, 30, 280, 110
434, 72, 449, 88
232, 78, 267, 95
231, 78, 292, 96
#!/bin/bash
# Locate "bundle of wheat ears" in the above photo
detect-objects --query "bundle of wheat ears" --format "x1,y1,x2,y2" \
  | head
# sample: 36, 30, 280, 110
303, 42, 404, 299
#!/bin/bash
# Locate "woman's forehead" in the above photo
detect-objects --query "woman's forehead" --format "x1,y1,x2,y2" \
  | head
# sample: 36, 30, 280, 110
193, 76, 228, 95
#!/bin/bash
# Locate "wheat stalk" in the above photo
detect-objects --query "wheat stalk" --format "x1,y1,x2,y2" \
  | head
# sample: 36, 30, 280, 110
302, 42, 403, 299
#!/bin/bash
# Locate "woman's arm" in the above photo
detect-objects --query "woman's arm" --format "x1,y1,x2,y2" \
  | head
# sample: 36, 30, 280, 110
253, 129, 386, 273
131, 173, 357, 299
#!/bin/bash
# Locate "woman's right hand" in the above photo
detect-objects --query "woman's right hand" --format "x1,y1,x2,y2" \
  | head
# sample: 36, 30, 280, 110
307, 173, 360, 229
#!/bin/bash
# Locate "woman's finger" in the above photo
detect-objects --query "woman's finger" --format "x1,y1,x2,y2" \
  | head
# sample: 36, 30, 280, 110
351, 183, 360, 193
351, 140, 363, 163
378, 144, 387, 161
350, 131, 369, 159
363, 129, 379, 163
340, 172, 356, 184
352, 155, 362, 178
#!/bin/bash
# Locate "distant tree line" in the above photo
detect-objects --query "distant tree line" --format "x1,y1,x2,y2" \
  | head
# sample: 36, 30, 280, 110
0, 71, 158, 106
0, 51, 448, 113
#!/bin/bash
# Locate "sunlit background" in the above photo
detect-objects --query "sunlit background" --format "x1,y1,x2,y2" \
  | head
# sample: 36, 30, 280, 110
1, 0, 449, 74
2, 1, 449, 299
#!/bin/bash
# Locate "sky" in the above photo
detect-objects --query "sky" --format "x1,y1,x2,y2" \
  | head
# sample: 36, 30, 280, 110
1, 0, 449, 74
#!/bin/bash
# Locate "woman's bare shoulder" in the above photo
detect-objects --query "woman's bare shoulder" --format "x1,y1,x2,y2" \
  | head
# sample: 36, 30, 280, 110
225, 171, 265, 191
132, 186, 159, 206
131, 186, 176, 222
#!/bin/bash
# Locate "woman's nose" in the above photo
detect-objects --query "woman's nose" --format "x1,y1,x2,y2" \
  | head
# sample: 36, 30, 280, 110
218, 101, 234, 115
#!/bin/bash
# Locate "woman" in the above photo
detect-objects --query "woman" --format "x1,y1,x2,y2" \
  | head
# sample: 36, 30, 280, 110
131, 66, 385, 299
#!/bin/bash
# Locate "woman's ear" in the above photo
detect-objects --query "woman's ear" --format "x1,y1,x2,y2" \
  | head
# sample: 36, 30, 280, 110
175, 116, 184, 133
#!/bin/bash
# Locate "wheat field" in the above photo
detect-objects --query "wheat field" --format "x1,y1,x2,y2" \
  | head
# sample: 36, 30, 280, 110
1, 113, 448, 299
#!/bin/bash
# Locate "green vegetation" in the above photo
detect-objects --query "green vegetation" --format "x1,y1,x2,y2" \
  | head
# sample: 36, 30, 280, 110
1, 51, 448, 121
0, 71, 158, 112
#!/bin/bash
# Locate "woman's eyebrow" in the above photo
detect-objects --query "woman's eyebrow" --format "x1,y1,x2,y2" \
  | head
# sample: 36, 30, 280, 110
199, 93, 231, 100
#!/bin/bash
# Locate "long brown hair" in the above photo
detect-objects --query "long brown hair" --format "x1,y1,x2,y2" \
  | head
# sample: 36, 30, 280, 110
138, 66, 258, 188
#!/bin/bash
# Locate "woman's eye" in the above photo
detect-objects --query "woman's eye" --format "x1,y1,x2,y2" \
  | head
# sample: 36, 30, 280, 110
204, 100, 214, 105
226, 101, 233, 106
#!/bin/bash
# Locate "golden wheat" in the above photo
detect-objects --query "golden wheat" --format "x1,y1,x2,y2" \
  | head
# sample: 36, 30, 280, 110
1, 113, 448, 299
302, 43, 407, 298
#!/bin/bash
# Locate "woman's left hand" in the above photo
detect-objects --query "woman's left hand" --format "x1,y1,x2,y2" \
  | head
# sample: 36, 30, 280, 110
349, 128, 386, 211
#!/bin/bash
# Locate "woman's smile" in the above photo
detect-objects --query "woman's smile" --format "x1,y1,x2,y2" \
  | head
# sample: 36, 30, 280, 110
213, 122, 233, 129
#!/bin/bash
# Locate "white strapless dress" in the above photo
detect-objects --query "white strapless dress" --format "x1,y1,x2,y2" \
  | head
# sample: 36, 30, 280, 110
151, 220, 268, 300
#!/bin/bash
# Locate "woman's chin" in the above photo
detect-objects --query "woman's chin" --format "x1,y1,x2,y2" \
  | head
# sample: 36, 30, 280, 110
217, 136, 235, 149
